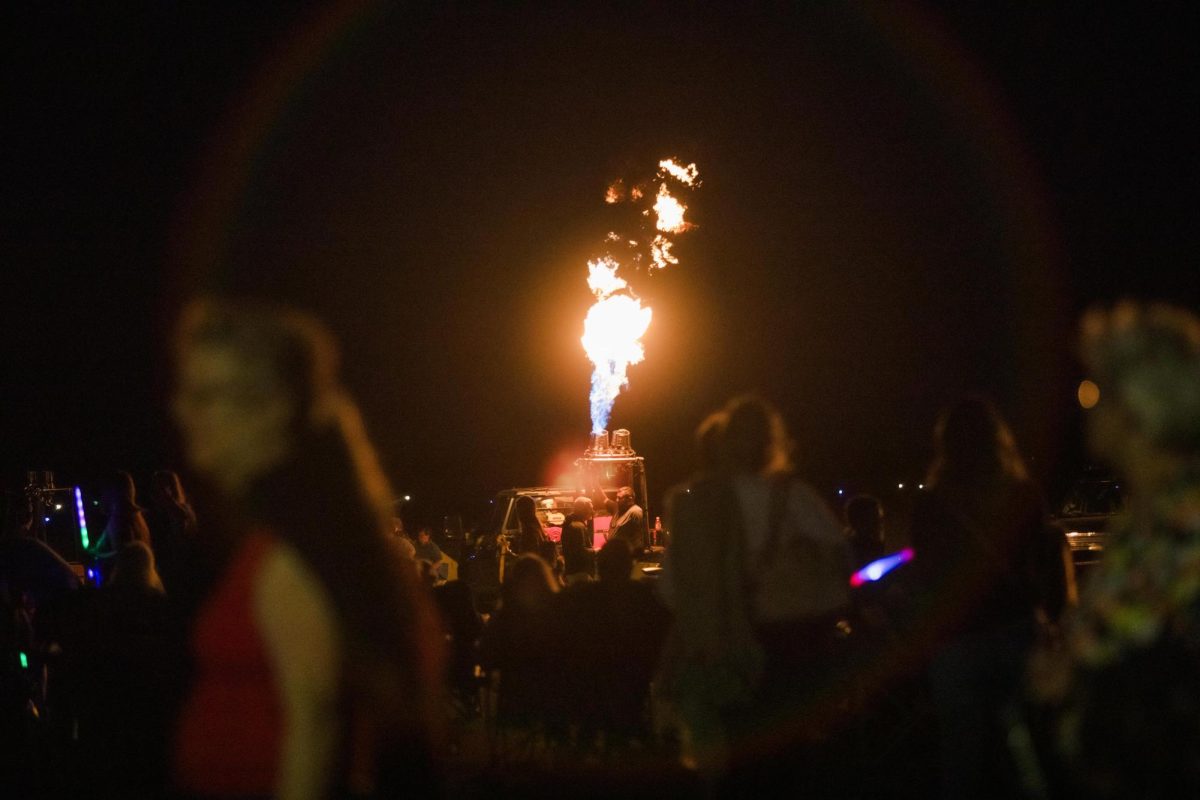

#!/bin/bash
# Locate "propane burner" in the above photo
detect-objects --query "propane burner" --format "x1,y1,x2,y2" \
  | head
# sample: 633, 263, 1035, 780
576, 427, 653, 545
585, 428, 635, 456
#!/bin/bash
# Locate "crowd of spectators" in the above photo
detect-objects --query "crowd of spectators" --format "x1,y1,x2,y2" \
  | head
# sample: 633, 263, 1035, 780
2, 298, 1198, 798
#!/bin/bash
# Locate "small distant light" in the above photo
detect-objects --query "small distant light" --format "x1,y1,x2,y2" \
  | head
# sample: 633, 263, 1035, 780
404, 495, 411, 502
1078, 380, 1100, 410
19, 652, 29, 669
92, 500, 100, 507
837, 489, 844, 496
918, 483, 925, 490
44, 517, 51, 523
54, 503, 63, 511
87, 569, 95, 580
897, 483, 904, 490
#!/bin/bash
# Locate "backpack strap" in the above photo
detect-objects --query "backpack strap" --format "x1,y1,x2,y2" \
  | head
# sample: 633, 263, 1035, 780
746, 478, 790, 596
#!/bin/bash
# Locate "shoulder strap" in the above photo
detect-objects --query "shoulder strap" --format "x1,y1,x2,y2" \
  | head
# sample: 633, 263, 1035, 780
747, 478, 790, 585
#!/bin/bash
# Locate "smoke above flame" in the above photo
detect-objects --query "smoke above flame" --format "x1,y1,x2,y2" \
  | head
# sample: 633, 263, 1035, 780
582, 158, 700, 434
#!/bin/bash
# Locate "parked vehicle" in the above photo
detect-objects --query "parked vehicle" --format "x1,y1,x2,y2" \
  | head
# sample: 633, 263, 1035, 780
1052, 474, 1124, 571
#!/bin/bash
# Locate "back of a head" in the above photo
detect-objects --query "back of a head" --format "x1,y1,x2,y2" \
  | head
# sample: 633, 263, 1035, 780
929, 395, 1027, 486
596, 539, 634, 582
103, 470, 140, 515
110, 541, 164, 593
721, 394, 792, 476
514, 495, 541, 532
153, 470, 187, 506
501, 554, 558, 610
844, 495, 883, 537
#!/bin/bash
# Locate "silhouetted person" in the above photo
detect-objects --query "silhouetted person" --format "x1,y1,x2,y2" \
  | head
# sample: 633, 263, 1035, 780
391, 517, 418, 561
560, 539, 670, 747
54, 541, 172, 796
658, 395, 851, 789
0, 494, 79, 612
89, 471, 151, 584
910, 395, 1066, 800
513, 495, 553, 563
606, 485, 647, 555
414, 526, 448, 581
561, 496, 595, 584
433, 579, 484, 713
479, 554, 565, 737
843, 494, 886, 570
145, 469, 197, 595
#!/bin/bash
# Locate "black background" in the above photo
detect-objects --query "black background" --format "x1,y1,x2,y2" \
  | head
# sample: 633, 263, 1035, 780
4, 2, 1196, 528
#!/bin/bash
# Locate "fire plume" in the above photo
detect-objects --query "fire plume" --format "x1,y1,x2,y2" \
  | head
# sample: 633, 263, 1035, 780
581, 158, 700, 434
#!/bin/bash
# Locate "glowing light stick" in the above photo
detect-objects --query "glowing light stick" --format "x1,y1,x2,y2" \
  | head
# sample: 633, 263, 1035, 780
19, 652, 29, 669
74, 486, 90, 550
849, 548, 914, 587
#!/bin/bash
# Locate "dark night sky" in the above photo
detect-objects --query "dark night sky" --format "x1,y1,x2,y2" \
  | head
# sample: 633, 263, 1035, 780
4, 2, 1196, 526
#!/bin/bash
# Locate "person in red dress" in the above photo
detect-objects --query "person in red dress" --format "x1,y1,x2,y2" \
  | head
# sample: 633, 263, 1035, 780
171, 298, 444, 798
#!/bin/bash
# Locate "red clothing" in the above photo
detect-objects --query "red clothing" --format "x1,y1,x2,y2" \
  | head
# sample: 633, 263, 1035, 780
175, 532, 282, 796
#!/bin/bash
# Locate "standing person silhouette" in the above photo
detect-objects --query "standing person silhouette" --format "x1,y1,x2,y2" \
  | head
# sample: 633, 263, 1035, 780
145, 469, 197, 595
170, 298, 444, 799
911, 395, 1066, 799
658, 395, 851, 791
606, 486, 648, 556
89, 471, 151, 584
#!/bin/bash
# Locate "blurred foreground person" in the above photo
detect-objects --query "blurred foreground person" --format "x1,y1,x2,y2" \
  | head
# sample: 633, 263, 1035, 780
171, 298, 444, 799
658, 396, 851, 790
1031, 303, 1200, 798
910, 396, 1068, 799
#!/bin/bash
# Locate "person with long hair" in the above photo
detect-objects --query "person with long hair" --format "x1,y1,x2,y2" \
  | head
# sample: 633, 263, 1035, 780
910, 395, 1068, 799
170, 297, 444, 798
89, 471, 151, 583
478, 554, 565, 739
512, 495, 551, 561
657, 395, 851, 789
145, 469, 197, 595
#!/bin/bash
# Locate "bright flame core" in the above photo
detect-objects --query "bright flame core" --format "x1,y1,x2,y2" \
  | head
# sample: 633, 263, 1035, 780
582, 158, 699, 433
654, 183, 689, 233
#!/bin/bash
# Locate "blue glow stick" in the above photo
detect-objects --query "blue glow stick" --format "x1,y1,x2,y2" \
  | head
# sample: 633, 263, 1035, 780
850, 548, 914, 587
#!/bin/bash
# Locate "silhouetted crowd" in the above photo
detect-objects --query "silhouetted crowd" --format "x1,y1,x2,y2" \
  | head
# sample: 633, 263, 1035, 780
3, 298, 1200, 799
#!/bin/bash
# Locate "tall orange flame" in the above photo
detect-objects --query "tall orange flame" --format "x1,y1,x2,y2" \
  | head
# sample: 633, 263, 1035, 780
582, 159, 700, 433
